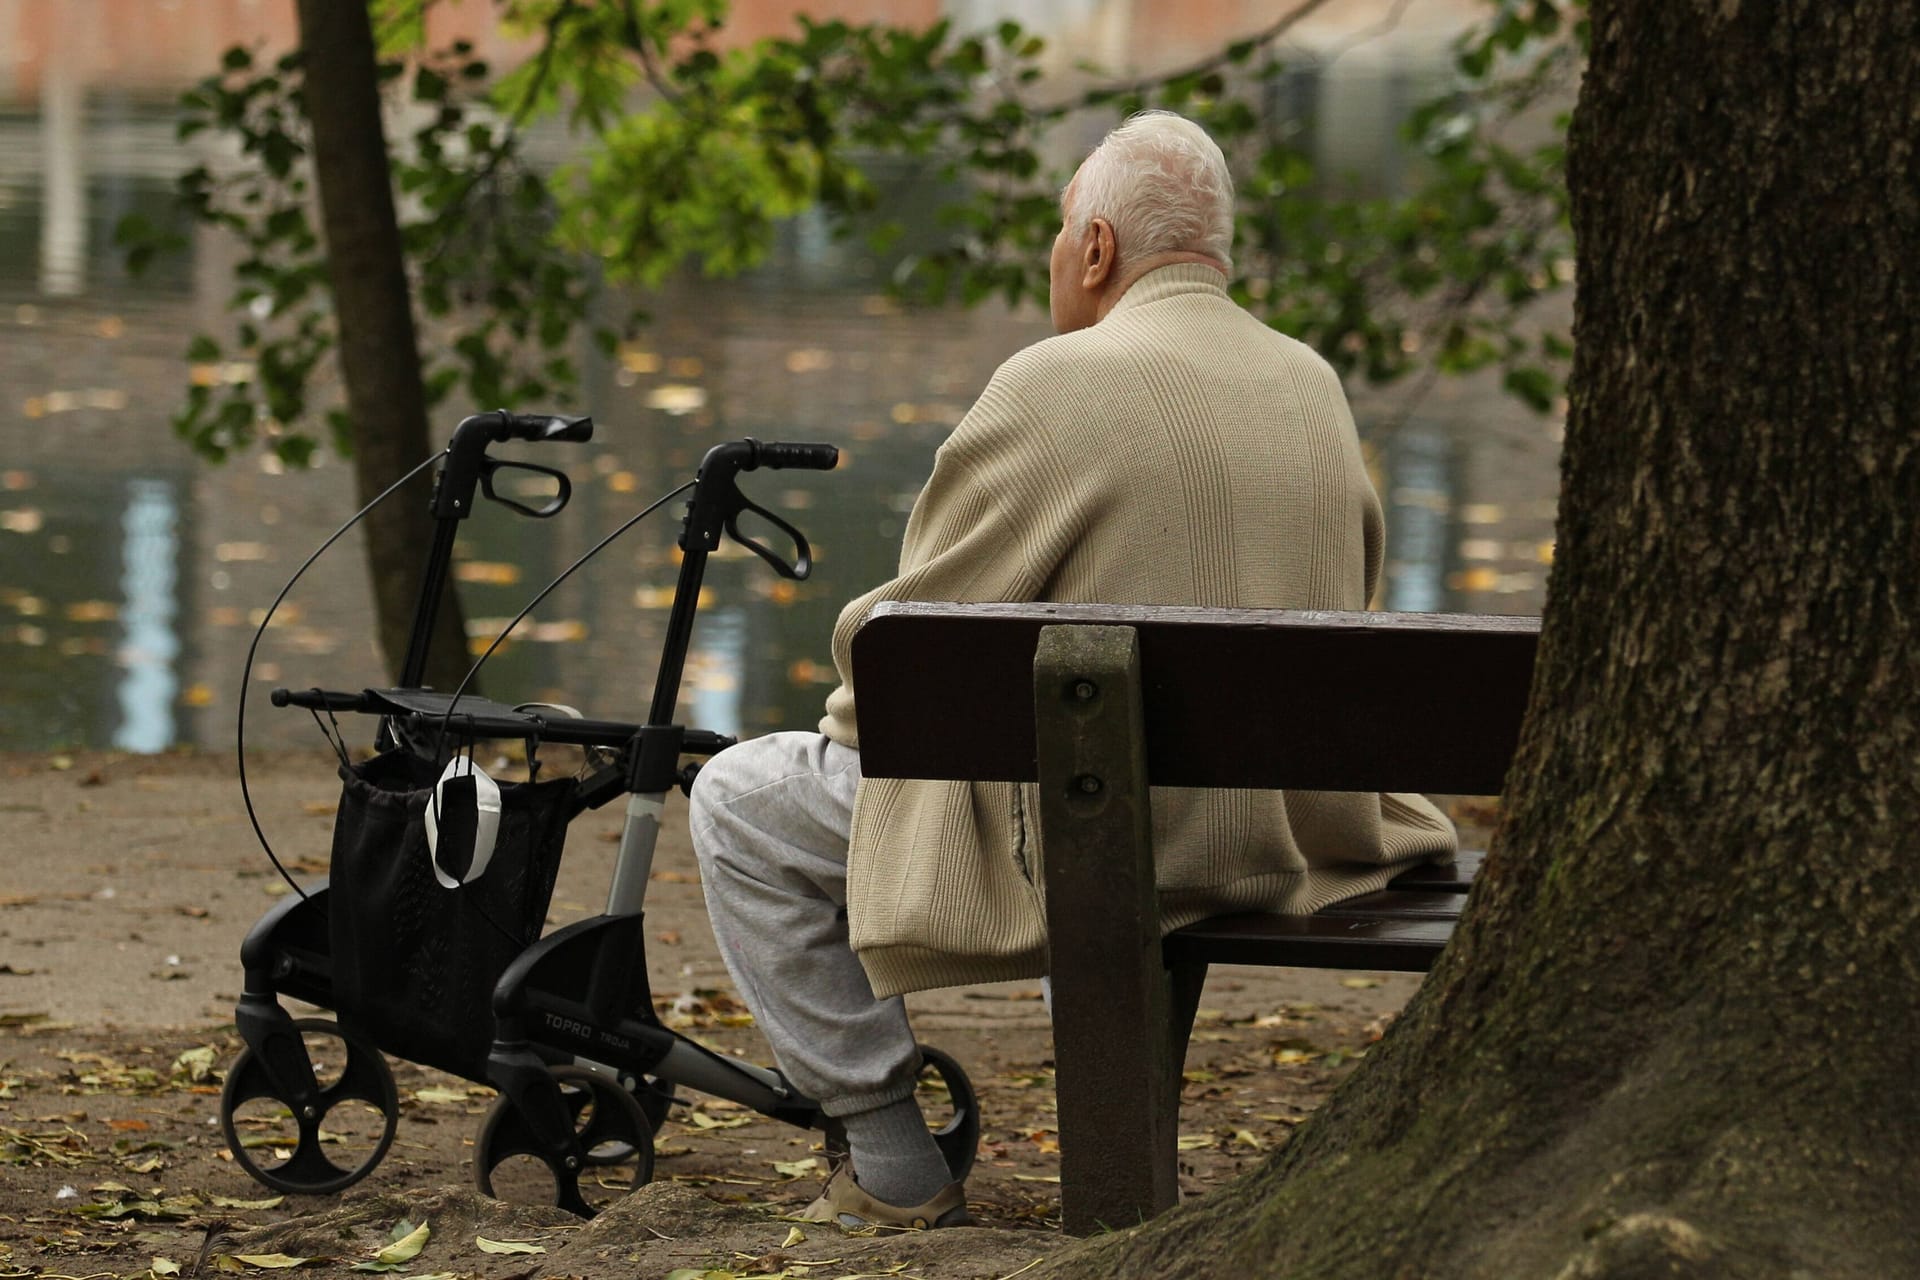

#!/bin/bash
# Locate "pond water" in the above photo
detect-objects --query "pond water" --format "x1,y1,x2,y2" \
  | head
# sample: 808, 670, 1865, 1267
0, 77, 1562, 755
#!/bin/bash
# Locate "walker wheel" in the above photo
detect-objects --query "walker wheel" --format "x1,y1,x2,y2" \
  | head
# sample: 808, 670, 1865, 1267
473, 1065, 655, 1218
220, 1017, 400, 1195
579, 1075, 675, 1166
915, 1044, 980, 1183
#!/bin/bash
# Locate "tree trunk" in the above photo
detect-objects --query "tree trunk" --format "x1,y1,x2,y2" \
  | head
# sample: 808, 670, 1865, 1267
1044, 3, 1920, 1276
296, 0, 470, 693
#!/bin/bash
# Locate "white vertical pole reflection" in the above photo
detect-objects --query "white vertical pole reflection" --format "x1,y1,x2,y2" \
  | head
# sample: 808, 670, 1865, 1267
684, 607, 744, 740
1384, 428, 1451, 615
39, 40, 86, 297
114, 479, 180, 752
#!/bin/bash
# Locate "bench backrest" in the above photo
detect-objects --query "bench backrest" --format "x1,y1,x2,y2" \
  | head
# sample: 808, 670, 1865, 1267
850, 602, 1539, 796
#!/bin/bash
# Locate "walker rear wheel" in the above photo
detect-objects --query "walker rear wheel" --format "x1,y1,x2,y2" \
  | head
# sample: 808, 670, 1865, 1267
219, 1017, 400, 1195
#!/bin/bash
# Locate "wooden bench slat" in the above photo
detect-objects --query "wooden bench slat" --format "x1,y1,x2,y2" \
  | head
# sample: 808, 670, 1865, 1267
853, 602, 1537, 796
1387, 850, 1483, 892
1163, 912, 1452, 973
1315, 889, 1467, 922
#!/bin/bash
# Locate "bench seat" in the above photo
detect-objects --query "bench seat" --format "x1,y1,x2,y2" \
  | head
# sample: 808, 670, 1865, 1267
850, 602, 1534, 1234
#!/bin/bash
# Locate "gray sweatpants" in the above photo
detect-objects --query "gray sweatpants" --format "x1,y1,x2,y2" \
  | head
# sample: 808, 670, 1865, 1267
686, 731, 921, 1118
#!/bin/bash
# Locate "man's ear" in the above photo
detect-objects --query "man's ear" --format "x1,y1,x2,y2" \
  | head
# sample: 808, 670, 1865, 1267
1081, 217, 1117, 289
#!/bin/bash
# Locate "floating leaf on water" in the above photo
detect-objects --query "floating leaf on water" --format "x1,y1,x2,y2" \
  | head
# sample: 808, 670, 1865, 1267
474, 1237, 546, 1255
453, 561, 521, 586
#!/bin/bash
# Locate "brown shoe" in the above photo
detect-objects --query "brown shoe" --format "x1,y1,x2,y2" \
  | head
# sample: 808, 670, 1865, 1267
797, 1163, 971, 1232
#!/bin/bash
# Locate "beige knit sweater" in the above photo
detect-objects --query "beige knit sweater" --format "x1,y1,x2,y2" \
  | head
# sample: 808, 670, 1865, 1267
820, 264, 1457, 998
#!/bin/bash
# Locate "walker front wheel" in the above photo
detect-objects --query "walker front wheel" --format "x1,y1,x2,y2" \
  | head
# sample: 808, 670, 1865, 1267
915, 1044, 980, 1183
473, 1065, 655, 1218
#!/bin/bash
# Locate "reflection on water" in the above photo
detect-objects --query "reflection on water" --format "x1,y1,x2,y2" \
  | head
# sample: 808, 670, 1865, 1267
0, 40, 1565, 754
113, 477, 180, 751
684, 607, 745, 741
1382, 427, 1452, 614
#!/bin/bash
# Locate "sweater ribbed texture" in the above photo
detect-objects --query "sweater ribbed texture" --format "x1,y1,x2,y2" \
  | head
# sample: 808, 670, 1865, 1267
819, 264, 1456, 998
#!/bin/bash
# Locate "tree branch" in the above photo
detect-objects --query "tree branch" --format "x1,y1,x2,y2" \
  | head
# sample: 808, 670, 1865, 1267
1041, 0, 1340, 114
622, 0, 684, 105
1312, 0, 1416, 70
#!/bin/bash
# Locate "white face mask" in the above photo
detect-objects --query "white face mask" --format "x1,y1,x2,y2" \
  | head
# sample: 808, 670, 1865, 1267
424, 756, 503, 888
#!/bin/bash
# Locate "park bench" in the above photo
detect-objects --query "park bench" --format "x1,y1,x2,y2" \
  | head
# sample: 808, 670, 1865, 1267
850, 601, 1538, 1234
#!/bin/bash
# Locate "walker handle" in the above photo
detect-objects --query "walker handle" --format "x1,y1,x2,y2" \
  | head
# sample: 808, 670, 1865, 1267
490, 412, 594, 444
271, 688, 370, 712
754, 442, 838, 471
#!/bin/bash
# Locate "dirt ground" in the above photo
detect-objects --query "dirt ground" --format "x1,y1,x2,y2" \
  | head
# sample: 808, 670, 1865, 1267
0, 749, 1437, 1280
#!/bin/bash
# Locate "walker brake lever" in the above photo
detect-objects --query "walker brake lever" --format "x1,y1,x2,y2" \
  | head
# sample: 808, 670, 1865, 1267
724, 497, 814, 580
480, 458, 572, 518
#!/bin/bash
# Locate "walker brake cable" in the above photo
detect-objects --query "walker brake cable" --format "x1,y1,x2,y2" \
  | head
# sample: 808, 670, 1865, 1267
423, 478, 698, 905
237, 450, 446, 903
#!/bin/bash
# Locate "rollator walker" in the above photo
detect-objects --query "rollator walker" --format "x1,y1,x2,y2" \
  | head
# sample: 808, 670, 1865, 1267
222, 410, 979, 1216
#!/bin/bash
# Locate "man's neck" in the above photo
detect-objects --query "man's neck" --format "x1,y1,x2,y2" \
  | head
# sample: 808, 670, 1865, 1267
1095, 252, 1228, 323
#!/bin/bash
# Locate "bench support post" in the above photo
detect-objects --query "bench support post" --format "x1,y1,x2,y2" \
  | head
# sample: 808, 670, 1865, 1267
1034, 624, 1180, 1234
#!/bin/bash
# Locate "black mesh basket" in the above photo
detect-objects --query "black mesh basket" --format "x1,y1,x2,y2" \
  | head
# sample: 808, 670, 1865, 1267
326, 751, 573, 1080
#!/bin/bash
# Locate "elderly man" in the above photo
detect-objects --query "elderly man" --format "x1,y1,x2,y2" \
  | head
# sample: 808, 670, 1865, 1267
689, 111, 1455, 1229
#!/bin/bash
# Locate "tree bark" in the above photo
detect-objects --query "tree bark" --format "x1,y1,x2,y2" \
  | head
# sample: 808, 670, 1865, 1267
296, 0, 470, 692
1043, 3, 1920, 1276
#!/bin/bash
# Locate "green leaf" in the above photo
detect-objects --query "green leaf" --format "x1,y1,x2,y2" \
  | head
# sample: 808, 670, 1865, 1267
1503, 364, 1558, 412
187, 335, 221, 362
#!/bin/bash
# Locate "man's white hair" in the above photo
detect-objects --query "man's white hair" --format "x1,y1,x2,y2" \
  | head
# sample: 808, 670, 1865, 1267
1064, 110, 1235, 271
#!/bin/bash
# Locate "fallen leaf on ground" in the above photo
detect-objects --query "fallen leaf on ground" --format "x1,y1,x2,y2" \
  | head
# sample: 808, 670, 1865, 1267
211, 1194, 285, 1209
474, 1237, 546, 1255
372, 1220, 429, 1264
171, 1046, 217, 1083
